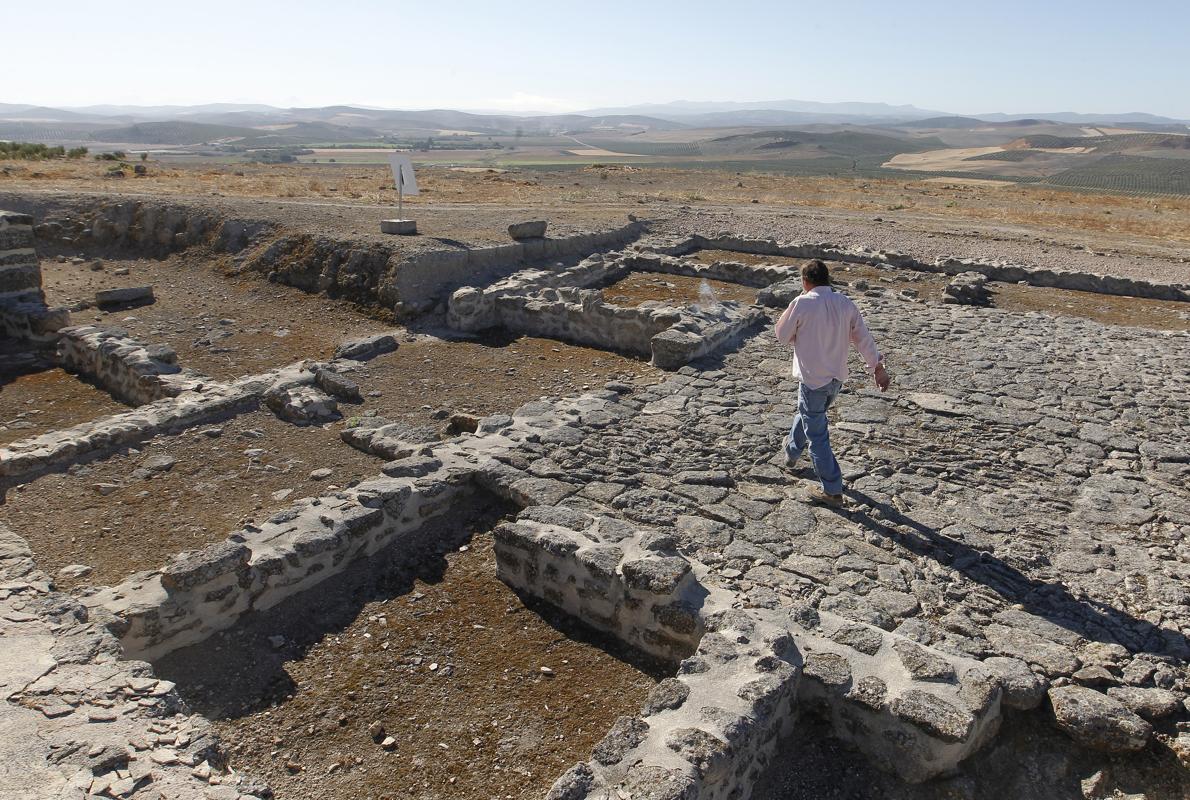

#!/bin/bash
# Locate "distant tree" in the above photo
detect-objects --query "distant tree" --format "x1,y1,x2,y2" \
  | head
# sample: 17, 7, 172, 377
140, 152, 149, 162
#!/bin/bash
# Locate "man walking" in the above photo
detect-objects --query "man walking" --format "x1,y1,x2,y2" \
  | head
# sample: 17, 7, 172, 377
775, 260, 890, 506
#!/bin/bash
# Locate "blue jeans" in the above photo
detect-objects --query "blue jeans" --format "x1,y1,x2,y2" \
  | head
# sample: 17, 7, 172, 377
785, 379, 844, 494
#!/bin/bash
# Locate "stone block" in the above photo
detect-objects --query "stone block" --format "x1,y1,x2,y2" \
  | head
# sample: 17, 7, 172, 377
160, 542, 250, 592
315, 368, 362, 402
95, 285, 155, 307
333, 333, 398, 361
265, 384, 339, 425
508, 220, 548, 240
1049, 685, 1153, 752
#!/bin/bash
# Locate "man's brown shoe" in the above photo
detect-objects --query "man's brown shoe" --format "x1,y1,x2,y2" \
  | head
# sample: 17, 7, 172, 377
804, 486, 845, 508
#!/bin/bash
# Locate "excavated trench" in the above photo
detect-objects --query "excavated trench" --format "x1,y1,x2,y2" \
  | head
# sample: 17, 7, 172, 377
6, 201, 1189, 799
1, 194, 650, 320
152, 496, 667, 800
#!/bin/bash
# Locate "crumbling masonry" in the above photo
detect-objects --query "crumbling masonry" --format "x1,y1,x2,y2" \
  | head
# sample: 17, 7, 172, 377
1, 203, 1188, 800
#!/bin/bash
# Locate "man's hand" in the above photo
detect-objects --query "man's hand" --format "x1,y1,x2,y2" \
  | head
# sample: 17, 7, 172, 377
874, 363, 891, 392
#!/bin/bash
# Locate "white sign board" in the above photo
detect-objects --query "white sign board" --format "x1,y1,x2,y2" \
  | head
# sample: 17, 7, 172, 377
387, 153, 419, 196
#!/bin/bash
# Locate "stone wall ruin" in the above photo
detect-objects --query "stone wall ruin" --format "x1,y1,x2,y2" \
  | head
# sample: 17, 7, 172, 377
447, 251, 770, 369
2, 202, 1187, 800
0, 210, 69, 347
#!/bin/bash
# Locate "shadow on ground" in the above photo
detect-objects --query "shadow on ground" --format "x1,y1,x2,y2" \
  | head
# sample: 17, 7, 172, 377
843, 489, 1189, 662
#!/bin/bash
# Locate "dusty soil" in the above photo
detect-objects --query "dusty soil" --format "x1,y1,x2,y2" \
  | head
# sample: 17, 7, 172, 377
689, 248, 792, 267
157, 511, 661, 800
0, 411, 385, 588
4, 161, 1189, 260
40, 250, 393, 381
345, 335, 659, 426
0, 331, 660, 590
602, 271, 759, 306
989, 281, 1190, 331
752, 258, 1189, 332
0, 368, 128, 446
829, 262, 951, 296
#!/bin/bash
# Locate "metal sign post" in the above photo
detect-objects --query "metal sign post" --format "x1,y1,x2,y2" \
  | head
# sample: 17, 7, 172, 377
381, 153, 419, 235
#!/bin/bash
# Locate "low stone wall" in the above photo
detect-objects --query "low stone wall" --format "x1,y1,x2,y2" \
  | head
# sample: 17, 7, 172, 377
70, 382, 1011, 794
0, 210, 43, 304
493, 515, 705, 664
0, 210, 69, 347
497, 289, 678, 357
232, 219, 647, 315
652, 234, 1190, 302
0, 523, 264, 799
447, 252, 767, 370
22, 197, 256, 255
4, 194, 649, 317
57, 326, 202, 405
85, 470, 477, 661
387, 221, 648, 312
650, 304, 766, 370
342, 390, 1009, 789
0, 383, 255, 491
546, 604, 1005, 799
622, 251, 797, 288
0, 296, 70, 348
483, 477, 1004, 794
0, 358, 350, 493
548, 608, 802, 800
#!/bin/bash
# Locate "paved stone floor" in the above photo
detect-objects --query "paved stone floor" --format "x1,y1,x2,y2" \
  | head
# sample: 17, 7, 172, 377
491, 289, 1190, 795
546, 294, 1190, 680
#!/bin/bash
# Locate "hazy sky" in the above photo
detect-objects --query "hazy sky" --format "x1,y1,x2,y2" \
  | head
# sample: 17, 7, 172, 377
7, 0, 1189, 117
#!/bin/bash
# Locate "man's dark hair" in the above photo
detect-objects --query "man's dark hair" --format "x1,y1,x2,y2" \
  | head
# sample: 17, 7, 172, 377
801, 259, 831, 286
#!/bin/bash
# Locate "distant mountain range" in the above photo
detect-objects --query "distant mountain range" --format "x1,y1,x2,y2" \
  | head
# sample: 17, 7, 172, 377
578, 99, 947, 125
0, 99, 1186, 146
577, 100, 1190, 126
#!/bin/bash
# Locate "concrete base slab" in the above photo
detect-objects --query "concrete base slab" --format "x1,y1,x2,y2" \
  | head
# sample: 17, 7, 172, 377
380, 218, 417, 235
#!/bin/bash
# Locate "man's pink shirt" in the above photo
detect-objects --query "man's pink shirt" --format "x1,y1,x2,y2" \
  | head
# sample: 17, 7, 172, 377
774, 286, 882, 389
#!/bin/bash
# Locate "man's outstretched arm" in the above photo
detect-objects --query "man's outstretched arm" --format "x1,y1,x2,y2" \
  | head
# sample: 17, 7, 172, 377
850, 309, 891, 391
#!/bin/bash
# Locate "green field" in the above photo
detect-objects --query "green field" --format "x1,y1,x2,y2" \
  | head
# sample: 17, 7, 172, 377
1014, 132, 1190, 153
965, 149, 1043, 162
1040, 155, 1190, 195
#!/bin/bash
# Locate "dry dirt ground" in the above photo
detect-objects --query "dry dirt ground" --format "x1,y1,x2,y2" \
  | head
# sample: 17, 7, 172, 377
3, 159, 1189, 261
39, 248, 393, 381
602, 271, 759, 306
0, 410, 385, 587
157, 508, 661, 800
346, 335, 657, 425
0, 367, 127, 446
0, 334, 658, 590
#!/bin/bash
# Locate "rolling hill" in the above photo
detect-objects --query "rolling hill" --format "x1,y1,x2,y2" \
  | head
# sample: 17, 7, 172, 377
90, 120, 383, 146
701, 129, 945, 158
